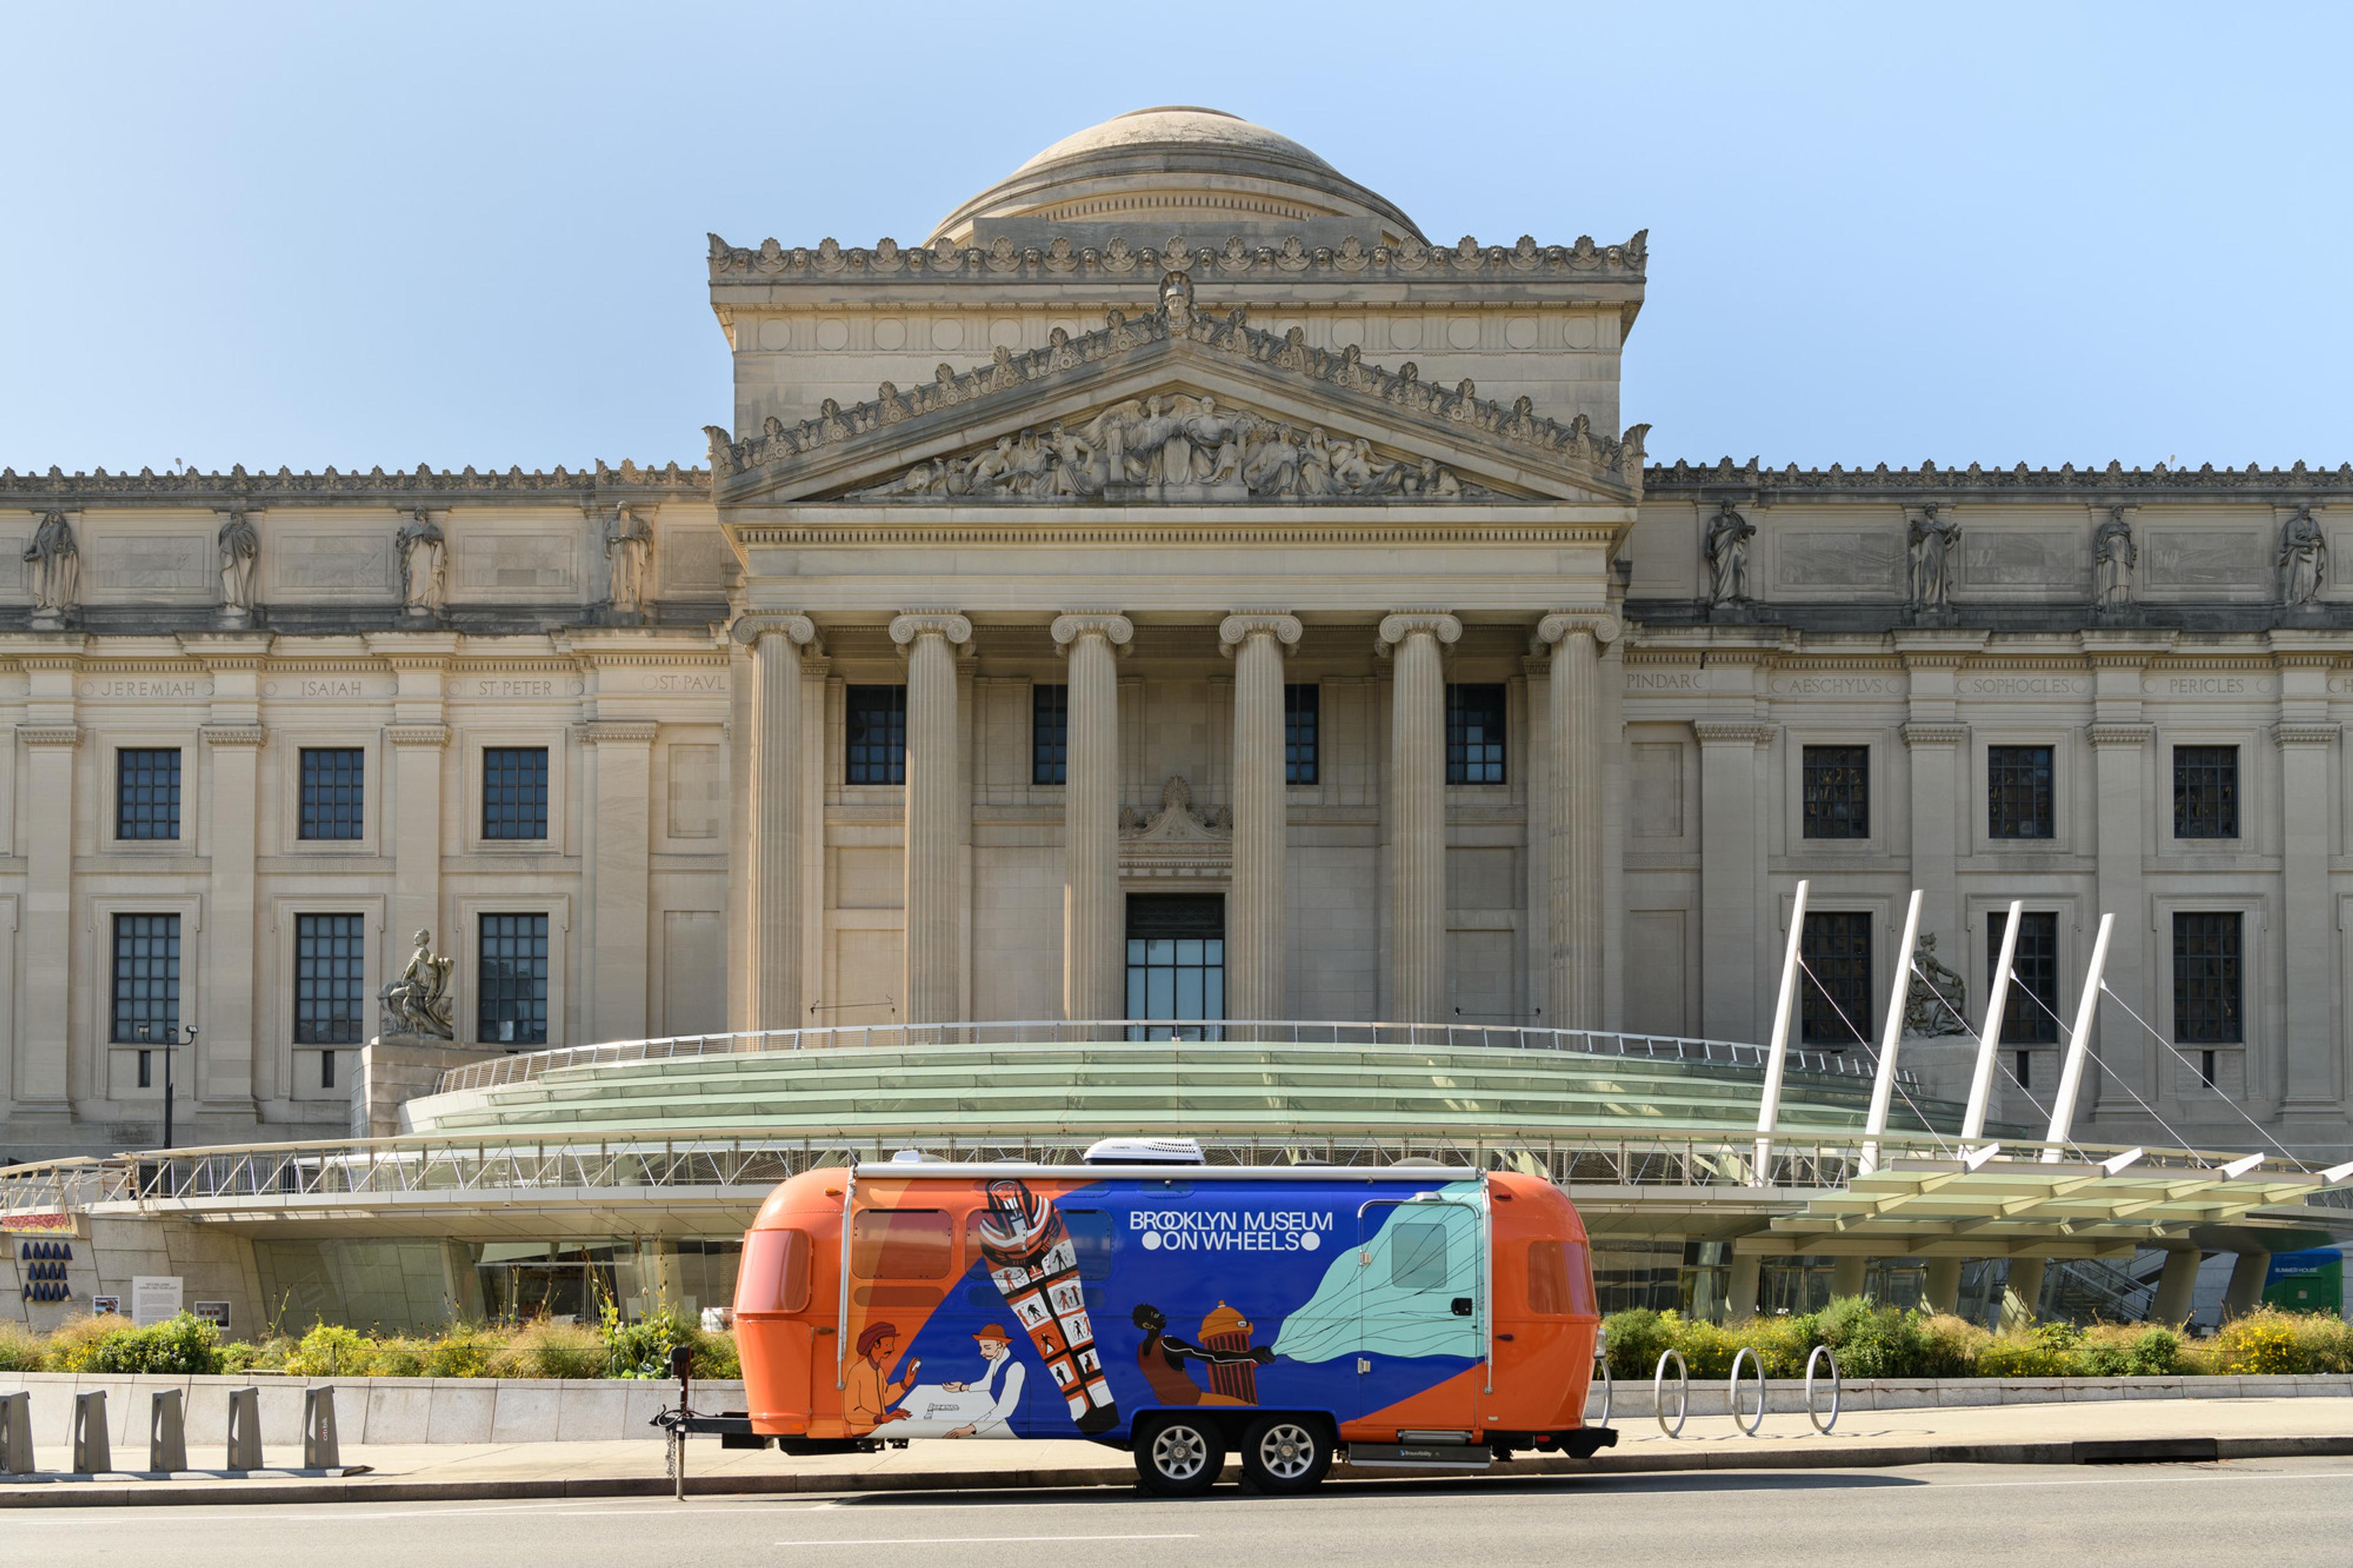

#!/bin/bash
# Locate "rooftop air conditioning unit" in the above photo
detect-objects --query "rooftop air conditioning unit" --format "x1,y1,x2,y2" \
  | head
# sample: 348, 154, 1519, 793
1082, 1137, 1206, 1166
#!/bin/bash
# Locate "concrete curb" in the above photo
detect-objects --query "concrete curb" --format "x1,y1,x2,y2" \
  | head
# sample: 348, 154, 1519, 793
5, 1434, 2351, 1507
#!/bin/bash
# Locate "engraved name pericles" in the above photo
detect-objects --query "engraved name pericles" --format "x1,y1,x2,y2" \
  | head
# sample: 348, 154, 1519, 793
2148, 673, 2274, 697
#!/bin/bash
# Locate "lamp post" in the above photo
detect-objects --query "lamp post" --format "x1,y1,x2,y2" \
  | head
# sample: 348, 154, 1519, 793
142, 1023, 198, 1151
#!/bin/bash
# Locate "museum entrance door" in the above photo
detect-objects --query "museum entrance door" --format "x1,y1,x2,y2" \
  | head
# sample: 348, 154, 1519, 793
1124, 894, 1224, 1040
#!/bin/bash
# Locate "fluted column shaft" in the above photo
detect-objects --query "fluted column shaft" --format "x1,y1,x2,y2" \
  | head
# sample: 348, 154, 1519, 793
1222, 613, 1303, 1021
893, 612, 971, 1024
1053, 613, 1131, 1020
734, 613, 816, 1032
1540, 612, 1615, 1029
1380, 612, 1460, 1024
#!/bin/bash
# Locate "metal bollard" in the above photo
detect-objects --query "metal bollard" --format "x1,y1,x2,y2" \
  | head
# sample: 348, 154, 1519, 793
225, 1386, 262, 1471
303, 1385, 339, 1470
72, 1389, 111, 1474
149, 1387, 188, 1474
0, 1390, 31, 1474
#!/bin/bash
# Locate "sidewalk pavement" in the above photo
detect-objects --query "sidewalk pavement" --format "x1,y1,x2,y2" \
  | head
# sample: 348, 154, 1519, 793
5, 1396, 2351, 1507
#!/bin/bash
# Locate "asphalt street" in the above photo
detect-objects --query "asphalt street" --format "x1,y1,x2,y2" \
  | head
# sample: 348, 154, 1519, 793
12, 1459, 2345, 1567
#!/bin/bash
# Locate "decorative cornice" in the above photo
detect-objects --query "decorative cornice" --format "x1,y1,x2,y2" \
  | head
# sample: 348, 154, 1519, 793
580, 721, 661, 745
729, 611, 818, 649
1536, 610, 1623, 650
889, 611, 973, 649
727, 518, 1624, 548
1218, 613, 1303, 658
1899, 721, 1971, 748
0, 460, 708, 509
705, 276, 1648, 501
1647, 455, 2353, 502
199, 724, 267, 749
18, 724, 83, 749
1692, 721, 1775, 746
2275, 723, 2342, 748
385, 723, 450, 749
1050, 612, 1134, 653
1375, 612, 1463, 658
2087, 723, 2156, 749
708, 229, 1647, 286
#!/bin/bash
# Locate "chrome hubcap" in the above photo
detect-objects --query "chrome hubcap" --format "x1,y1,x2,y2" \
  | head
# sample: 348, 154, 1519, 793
1153, 1425, 1209, 1480
1259, 1423, 1316, 1480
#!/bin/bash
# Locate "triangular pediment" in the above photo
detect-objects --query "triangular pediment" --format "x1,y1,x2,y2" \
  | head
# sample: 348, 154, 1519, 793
705, 275, 1647, 507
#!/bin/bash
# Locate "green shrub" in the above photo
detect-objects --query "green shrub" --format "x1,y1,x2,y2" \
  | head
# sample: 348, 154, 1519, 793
1601, 1308, 1672, 1381
371, 1338, 428, 1378
83, 1312, 224, 1375
1915, 1312, 1989, 1378
39, 1314, 129, 1373
1976, 1322, 2085, 1378
284, 1321, 376, 1377
490, 1317, 604, 1380
423, 1324, 504, 1379
1740, 1312, 1821, 1379
2080, 1323, 2184, 1377
0, 1319, 45, 1373
2211, 1308, 2313, 1376
1815, 1297, 1928, 1379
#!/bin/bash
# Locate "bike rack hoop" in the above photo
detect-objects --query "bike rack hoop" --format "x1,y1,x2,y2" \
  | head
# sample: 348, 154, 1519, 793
1805, 1344, 1841, 1434
1727, 1346, 1765, 1436
1653, 1349, 1689, 1439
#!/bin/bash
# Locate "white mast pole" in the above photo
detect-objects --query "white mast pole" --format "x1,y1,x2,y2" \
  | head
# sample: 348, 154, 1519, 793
1962, 900, 2024, 1144
1753, 879, 1810, 1186
2042, 912, 2115, 1163
1860, 889, 1924, 1176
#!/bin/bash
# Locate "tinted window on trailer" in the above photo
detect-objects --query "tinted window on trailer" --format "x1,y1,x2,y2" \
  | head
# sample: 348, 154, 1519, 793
964, 1207, 1112, 1279
852, 1210, 953, 1279
1390, 1221, 1450, 1289
743, 1228, 811, 1312
1528, 1240, 1572, 1315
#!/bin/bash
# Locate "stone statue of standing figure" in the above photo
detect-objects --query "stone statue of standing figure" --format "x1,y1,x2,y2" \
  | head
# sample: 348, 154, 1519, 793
2279, 505, 2327, 607
24, 511, 79, 627
605, 505, 653, 615
1705, 502, 1754, 605
396, 509, 446, 616
378, 928, 455, 1039
2093, 506, 2135, 610
1908, 504, 1959, 610
218, 507, 260, 624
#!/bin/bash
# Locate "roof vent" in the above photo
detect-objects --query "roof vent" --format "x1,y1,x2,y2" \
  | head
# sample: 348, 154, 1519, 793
889, 1148, 930, 1164
1083, 1136, 1206, 1166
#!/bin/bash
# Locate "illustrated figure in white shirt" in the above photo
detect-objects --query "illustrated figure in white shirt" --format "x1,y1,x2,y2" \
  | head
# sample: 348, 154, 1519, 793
941, 1324, 1026, 1438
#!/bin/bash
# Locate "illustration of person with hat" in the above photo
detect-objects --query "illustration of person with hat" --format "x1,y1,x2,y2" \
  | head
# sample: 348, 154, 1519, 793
940, 1323, 1027, 1438
846, 1321, 918, 1432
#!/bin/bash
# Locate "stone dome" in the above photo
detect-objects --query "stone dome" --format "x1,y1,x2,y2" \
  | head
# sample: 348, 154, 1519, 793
930, 106, 1423, 249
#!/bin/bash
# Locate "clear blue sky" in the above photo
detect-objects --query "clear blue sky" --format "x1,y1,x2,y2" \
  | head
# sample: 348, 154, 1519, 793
4, 2, 2346, 475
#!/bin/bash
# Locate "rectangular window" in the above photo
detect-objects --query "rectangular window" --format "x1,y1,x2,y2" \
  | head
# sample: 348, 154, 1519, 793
1801, 745, 1870, 839
1285, 683, 1319, 786
477, 912, 550, 1045
298, 748, 366, 841
116, 748, 182, 841
1446, 683, 1507, 786
2173, 746, 2240, 839
110, 913, 181, 1043
1389, 1221, 1450, 1289
845, 685, 907, 786
741, 1227, 812, 1313
1987, 744, 2055, 839
966, 1206, 1113, 1280
2173, 912, 2243, 1045
1031, 683, 1067, 786
1799, 911, 1872, 1047
1124, 893, 1225, 1041
1988, 909, 2061, 1045
851, 1210, 953, 1280
294, 913, 366, 1045
480, 747, 550, 840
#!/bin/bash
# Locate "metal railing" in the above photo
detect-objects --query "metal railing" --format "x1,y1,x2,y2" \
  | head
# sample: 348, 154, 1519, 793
428, 1020, 1909, 1097
0, 1123, 2290, 1219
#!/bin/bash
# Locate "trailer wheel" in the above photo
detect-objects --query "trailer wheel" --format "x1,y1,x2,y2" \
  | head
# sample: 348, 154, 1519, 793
1134, 1415, 1224, 1497
1240, 1415, 1331, 1493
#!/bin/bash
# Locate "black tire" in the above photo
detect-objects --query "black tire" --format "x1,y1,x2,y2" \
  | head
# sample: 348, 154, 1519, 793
1239, 1414, 1332, 1494
1132, 1414, 1224, 1497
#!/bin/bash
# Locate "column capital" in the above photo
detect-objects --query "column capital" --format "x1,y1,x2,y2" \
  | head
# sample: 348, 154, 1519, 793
1218, 613, 1302, 657
385, 722, 451, 750
1899, 720, 1970, 750
1534, 610, 1622, 650
2087, 722, 2156, 749
890, 610, 973, 650
2276, 722, 2342, 749
580, 720, 661, 746
199, 723, 268, 749
1375, 610, 1461, 659
730, 610, 818, 649
1692, 721, 1775, 748
1051, 612, 1134, 655
18, 724, 82, 749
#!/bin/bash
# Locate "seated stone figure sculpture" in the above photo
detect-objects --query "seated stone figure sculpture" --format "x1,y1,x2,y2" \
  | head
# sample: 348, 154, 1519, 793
379, 928, 455, 1039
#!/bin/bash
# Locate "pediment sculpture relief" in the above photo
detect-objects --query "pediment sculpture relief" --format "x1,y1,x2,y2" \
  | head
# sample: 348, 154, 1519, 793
704, 269, 1649, 501
849, 394, 1482, 504
1121, 775, 1230, 841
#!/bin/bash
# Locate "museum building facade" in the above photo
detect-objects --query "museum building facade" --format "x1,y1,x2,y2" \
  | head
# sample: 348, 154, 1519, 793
1, 107, 2349, 1163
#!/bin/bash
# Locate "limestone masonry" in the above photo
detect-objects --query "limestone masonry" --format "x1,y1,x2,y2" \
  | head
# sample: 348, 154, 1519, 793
2, 106, 2347, 1162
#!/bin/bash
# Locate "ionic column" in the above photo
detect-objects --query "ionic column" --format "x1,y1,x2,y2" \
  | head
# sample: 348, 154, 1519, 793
1377, 612, 1461, 1025
1537, 612, 1618, 1030
732, 612, 818, 1032
1052, 613, 1132, 1021
891, 611, 972, 1025
1221, 614, 1303, 1021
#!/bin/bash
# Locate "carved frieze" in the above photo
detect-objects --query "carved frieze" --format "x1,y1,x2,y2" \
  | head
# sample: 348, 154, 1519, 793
1648, 455, 2353, 501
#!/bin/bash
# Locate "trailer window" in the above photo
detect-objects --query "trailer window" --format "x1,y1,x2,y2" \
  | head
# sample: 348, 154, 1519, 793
741, 1227, 811, 1314
963, 1206, 1112, 1279
1390, 1222, 1450, 1289
852, 1210, 953, 1280
1527, 1239, 1597, 1317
